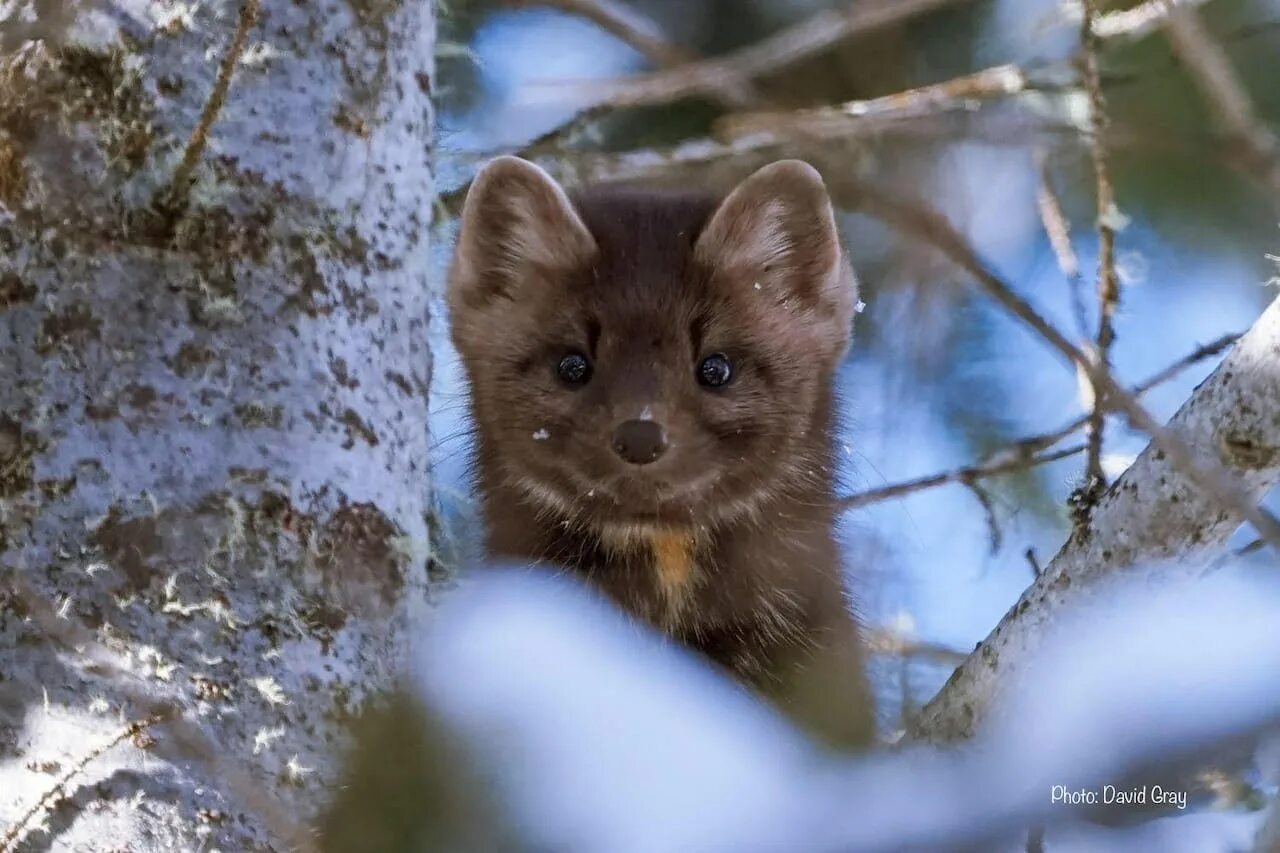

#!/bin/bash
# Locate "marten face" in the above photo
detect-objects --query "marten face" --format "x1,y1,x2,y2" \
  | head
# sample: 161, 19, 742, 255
448, 157, 857, 534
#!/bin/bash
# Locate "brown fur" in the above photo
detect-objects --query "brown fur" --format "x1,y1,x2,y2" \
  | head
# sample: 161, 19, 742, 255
447, 157, 872, 746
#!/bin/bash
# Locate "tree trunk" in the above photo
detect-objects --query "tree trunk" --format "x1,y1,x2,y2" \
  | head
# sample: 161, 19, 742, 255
0, 0, 435, 848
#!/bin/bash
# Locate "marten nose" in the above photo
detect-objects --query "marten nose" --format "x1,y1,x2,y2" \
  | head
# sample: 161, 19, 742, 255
611, 419, 668, 466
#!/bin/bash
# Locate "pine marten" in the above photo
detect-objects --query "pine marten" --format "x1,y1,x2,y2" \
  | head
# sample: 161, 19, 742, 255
447, 156, 872, 746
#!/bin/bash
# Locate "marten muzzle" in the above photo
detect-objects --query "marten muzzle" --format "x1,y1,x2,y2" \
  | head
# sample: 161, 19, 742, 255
611, 419, 668, 465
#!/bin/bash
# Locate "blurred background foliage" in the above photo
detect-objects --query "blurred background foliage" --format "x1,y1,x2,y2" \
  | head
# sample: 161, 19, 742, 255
426, 0, 1280, 730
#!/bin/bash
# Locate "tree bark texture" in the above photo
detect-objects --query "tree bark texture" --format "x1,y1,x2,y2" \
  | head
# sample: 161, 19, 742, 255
0, 0, 435, 848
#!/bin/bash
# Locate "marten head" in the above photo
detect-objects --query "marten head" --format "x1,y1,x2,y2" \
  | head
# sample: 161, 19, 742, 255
448, 157, 857, 534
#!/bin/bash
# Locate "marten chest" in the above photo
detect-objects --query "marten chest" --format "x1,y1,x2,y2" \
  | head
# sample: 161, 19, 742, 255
591, 526, 824, 685
496, 506, 835, 666
592, 527, 703, 630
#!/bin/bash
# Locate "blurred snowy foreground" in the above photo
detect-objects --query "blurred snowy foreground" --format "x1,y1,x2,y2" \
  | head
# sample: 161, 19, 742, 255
405, 564, 1280, 853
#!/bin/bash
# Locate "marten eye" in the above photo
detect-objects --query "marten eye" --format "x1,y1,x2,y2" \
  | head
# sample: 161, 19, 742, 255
556, 352, 592, 385
697, 353, 733, 388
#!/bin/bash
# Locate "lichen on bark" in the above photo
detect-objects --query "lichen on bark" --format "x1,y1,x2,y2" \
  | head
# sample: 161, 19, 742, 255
0, 0, 437, 847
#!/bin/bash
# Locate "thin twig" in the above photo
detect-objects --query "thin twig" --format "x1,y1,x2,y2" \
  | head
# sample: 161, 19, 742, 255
513, 0, 692, 67
1130, 332, 1240, 393
715, 63, 1031, 142
1024, 548, 1043, 578
519, 103, 616, 158
441, 88, 1213, 217
1090, 0, 1212, 41
0, 715, 169, 852
850, 182, 1280, 552
438, 104, 1087, 219
439, 44, 1198, 220
1007, 331, 1240, 456
1162, 6, 1280, 195
708, 14, 1280, 194
1078, 0, 1122, 507
1201, 537, 1269, 577
490, 0, 755, 165
962, 476, 1004, 554
1035, 150, 1090, 341
841, 446, 1085, 511
520, 0, 1199, 111
456, 0, 1229, 205
912, 298, 1280, 745
1049, 0, 1213, 42
438, 72, 1192, 223
507, 0, 754, 107
864, 628, 969, 665
838, 330, 1237, 511
521, 0, 974, 109
153, 0, 260, 212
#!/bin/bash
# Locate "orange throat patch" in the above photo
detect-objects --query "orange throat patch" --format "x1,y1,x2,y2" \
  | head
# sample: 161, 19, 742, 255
648, 530, 696, 601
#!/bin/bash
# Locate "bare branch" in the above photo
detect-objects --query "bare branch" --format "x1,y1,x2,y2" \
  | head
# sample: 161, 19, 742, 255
851, 183, 1280, 552
524, 0, 975, 110
715, 63, 1031, 142
520, 0, 1202, 113
838, 332, 1238, 510
1128, 331, 1240, 393
1050, 0, 1213, 42
1078, 0, 1123, 506
1024, 549, 1043, 578
484, 0, 757, 165
1090, 0, 1212, 42
1035, 150, 1089, 340
438, 112, 1106, 219
864, 627, 969, 666
1162, 6, 1280, 195
510, 105, 613, 162
963, 476, 1005, 554
507, 0, 754, 107
438, 135, 794, 216
841, 446, 1084, 511
909, 295, 1280, 743
1018, 331, 1239, 455
446, 0, 1232, 206
438, 65, 1185, 220
512, 0, 693, 68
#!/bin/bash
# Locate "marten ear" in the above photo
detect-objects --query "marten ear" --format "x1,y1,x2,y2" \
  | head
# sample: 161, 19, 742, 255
449, 156, 595, 312
695, 160, 851, 317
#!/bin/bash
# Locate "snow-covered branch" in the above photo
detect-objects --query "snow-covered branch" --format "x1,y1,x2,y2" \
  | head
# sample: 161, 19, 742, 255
371, 565, 1280, 853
